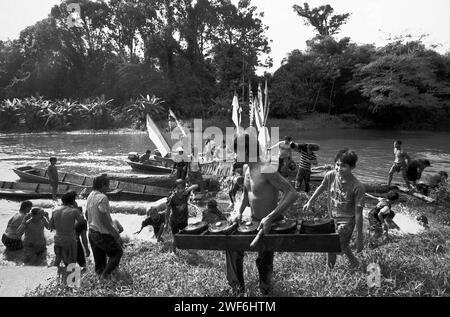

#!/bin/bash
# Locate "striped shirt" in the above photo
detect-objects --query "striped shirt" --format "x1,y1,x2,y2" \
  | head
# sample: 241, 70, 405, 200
299, 150, 317, 170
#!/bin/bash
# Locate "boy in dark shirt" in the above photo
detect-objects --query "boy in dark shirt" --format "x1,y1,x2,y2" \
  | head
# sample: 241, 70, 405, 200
366, 191, 400, 245
139, 150, 151, 163
165, 179, 198, 253
47, 157, 59, 200
406, 159, 431, 188
136, 207, 166, 242
293, 143, 318, 193
202, 200, 227, 224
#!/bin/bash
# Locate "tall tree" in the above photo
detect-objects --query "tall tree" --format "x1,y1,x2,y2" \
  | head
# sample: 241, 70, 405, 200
293, 2, 350, 37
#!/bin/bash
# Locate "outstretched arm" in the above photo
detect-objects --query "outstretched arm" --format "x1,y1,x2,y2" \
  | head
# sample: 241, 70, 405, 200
186, 184, 199, 193
303, 183, 326, 212
267, 141, 282, 151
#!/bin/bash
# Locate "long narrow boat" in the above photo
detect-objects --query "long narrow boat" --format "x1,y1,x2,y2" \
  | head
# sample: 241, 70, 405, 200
0, 180, 172, 202
12, 167, 172, 201
0, 181, 85, 200
126, 160, 173, 174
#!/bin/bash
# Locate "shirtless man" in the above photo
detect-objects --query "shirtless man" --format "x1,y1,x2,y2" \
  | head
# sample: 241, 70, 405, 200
227, 133, 298, 295
387, 140, 411, 188
267, 136, 293, 177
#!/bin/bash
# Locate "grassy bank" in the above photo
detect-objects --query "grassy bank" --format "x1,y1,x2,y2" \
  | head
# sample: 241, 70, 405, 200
27, 188, 450, 297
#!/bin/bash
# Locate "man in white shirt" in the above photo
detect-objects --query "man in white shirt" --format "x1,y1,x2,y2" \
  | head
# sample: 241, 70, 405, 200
86, 175, 123, 279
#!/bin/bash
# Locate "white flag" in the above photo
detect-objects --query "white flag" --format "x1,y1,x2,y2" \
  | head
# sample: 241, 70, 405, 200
232, 94, 240, 128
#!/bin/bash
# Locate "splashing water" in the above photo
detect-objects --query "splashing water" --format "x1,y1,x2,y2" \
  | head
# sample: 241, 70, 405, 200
392, 212, 424, 235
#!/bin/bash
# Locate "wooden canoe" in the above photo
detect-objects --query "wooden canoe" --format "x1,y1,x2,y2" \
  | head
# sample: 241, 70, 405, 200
0, 181, 85, 200
12, 166, 172, 201
174, 231, 341, 253
0, 180, 171, 202
126, 160, 173, 174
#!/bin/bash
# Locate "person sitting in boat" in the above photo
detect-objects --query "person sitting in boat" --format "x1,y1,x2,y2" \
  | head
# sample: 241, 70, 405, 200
172, 147, 189, 180
366, 191, 400, 245
154, 149, 162, 157
164, 179, 199, 253
228, 175, 244, 210
406, 159, 431, 189
416, 171, 448, 196
48, 157, 59, 200
188, 147, 204, 192
204, 134, 217, 162
16, 207, 50, 264
139, 150, 151, 163
202, 199, 227, 224
2, 200, 33, 251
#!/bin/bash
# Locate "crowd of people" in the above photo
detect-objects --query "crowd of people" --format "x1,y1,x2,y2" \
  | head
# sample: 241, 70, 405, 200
1, 134, 448, 294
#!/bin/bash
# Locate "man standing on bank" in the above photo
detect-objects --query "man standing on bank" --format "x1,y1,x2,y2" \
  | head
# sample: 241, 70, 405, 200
227, 133, 298, 295
48, 157, 59, 200
86, 175, 123, 279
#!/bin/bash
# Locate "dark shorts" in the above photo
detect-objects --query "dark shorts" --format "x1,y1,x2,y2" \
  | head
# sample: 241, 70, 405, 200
23, 242, 46, 257
390, 162, 406, 174
88, 230, 122, 258
54, 241, 77, 266
368, 210, 383, 238
334, 221, 355, 250
170, 221, 188, 235
2, 234, 23, 251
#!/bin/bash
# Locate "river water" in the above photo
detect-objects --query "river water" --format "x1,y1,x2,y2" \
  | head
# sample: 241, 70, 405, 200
1, 128, 448, 229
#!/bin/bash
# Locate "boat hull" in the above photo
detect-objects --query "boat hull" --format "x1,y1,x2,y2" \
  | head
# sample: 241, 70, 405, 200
126, 160, 172, 174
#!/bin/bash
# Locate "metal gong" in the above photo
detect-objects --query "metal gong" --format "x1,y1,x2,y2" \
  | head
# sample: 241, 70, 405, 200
271, 219, 297, 234
182, 221, 208, 234
208, 221, 237, 235
237, 220, 259, 234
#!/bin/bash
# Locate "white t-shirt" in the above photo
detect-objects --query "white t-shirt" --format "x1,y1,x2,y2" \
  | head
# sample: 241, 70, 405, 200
86, 190, 113, 235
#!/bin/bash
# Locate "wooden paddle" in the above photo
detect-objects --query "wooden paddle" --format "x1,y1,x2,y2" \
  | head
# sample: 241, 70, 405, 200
250, 229, 264, 249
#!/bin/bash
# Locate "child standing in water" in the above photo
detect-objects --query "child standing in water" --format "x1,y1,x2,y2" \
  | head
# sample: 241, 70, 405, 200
304, 149, 366, 269
388, 141, 410, 188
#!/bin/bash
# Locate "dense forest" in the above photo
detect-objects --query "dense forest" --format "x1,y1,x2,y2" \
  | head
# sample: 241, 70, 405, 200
1, 0, 449, 131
